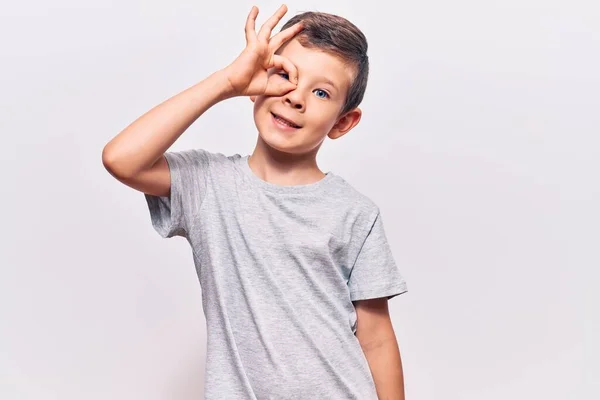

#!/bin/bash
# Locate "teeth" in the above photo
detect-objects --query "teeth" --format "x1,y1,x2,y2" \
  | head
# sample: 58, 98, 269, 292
274, 114, 298, 128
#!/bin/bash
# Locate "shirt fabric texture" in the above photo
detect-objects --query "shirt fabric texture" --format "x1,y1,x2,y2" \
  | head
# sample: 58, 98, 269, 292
144, 149, 407, 399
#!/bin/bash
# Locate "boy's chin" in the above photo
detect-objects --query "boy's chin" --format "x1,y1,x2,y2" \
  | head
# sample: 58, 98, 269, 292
258, 131, 297, 154
257, 129, 313, 155
258, 131, 326, 158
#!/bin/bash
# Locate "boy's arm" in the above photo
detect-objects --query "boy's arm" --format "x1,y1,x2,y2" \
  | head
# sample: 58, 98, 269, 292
354, 298, 405, 400
102, 5, 303, 198
102, 70, 235, 197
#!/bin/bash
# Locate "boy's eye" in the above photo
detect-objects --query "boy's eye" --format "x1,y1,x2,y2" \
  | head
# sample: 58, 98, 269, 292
278, 72, 290, 80
313, 89, 329, 99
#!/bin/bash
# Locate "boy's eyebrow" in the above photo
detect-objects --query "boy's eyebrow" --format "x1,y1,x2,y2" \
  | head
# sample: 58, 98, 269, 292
319, 76, 338, 90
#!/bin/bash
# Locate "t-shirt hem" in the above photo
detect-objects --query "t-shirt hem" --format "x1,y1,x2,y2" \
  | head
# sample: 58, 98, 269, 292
349, 281, 408, 301
143, 152, 184, 238
144, 193, 174, 238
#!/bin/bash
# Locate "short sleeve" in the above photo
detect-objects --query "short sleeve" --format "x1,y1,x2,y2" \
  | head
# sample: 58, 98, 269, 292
347, 210, 408, 301
144, 149, 211, 238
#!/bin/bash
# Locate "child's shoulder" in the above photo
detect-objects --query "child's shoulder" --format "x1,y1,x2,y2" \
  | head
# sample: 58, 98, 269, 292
326, 173, 381, 215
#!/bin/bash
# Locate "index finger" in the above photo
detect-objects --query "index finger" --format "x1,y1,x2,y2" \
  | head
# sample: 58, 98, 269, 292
271, 54, 299, 86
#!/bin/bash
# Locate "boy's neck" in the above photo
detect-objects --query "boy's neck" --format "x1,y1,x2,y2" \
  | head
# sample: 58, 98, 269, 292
248, 138, 327, 186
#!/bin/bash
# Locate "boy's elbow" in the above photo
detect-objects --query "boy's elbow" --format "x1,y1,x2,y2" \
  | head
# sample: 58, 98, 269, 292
102, 144, 131, 179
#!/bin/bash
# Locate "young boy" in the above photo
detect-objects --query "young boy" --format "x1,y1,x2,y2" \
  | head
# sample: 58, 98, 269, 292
103, 5, 407, 399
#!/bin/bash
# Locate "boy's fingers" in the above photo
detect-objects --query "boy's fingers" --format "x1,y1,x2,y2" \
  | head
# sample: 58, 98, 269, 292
257, 4, 287, 42
245, 6, 259, 44
264, 73, 296, 97
268, 22, 303, 52
271, 54, 298, 84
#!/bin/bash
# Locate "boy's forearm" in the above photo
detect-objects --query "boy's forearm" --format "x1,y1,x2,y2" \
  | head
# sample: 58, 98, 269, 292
102, 69, 236, 178
362, 336, 405, 400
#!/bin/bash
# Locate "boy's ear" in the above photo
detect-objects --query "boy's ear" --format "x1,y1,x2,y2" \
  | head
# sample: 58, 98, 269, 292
328, 108, 362, 140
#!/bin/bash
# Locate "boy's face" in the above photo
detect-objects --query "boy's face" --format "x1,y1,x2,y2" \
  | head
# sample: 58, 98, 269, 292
252, 38, 362, 156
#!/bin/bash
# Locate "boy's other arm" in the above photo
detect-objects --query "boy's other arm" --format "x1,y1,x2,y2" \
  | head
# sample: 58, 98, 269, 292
354, 298, 405, 400
102, 70, 236, 197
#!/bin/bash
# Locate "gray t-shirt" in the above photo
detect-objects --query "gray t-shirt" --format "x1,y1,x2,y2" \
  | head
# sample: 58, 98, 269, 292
144, 149, 407, 399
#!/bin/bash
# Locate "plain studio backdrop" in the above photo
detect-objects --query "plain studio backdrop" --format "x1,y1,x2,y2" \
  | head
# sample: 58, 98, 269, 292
0, 0, 597, 399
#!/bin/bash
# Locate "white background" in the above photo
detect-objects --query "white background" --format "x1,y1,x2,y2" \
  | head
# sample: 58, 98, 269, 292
1, 0, 597, 399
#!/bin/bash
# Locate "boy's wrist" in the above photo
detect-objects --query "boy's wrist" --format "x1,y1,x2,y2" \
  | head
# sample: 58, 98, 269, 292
212, 68, 242, 100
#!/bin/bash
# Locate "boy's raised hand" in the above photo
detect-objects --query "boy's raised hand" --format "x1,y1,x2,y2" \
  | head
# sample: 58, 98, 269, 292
223, 4, 304, 98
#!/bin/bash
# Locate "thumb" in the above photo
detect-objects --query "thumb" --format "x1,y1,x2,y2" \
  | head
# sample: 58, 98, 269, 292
264, 75, 296, 97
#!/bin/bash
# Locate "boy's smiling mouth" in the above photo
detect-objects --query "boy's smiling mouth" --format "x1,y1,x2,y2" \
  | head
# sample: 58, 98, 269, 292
271, 112, 301, 129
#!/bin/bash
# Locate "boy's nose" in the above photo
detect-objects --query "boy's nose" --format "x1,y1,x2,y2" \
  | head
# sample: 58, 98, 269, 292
283, 90, 305, 111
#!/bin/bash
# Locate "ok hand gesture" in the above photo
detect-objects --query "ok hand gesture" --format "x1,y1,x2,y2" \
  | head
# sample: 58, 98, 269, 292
223, 5, 304, 98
